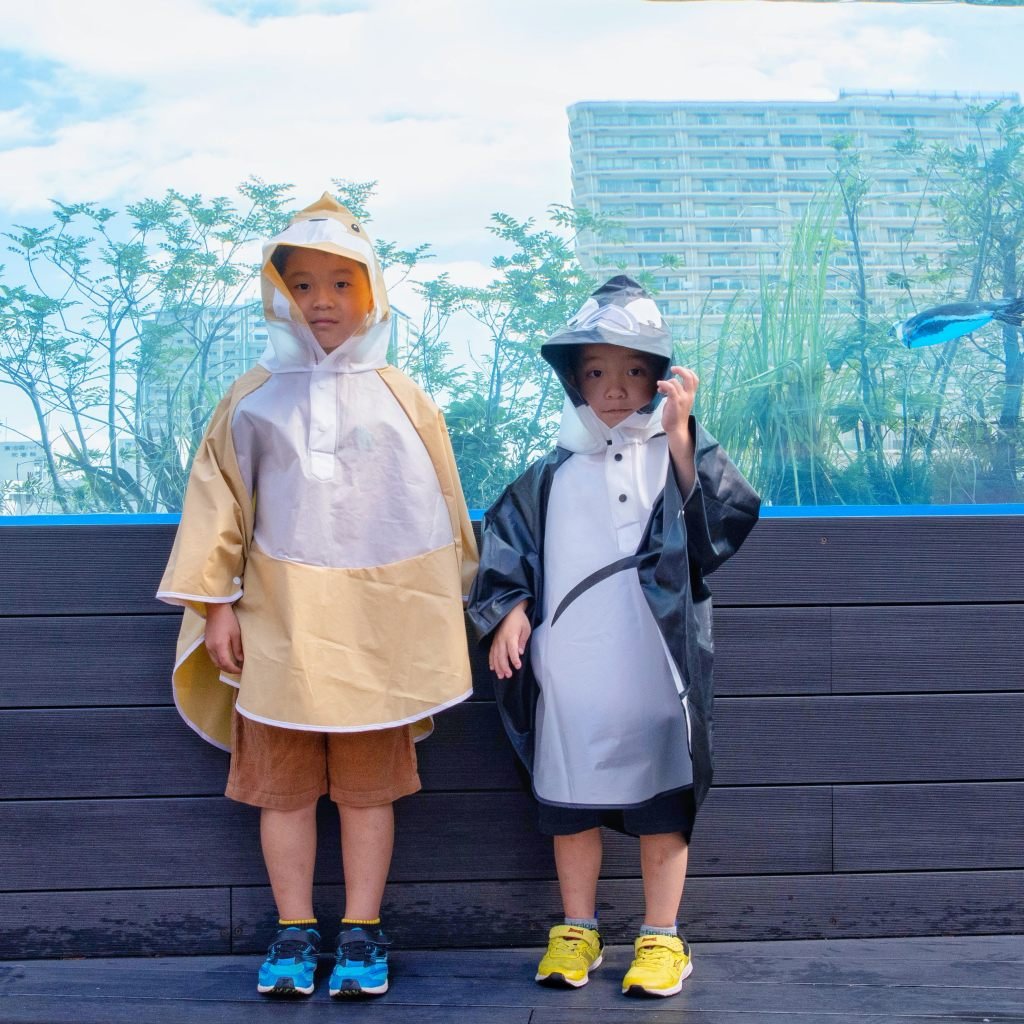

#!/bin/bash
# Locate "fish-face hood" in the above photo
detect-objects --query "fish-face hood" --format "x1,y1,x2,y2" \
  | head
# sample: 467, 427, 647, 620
541, 275, 673, 454
260, 192, 391, 372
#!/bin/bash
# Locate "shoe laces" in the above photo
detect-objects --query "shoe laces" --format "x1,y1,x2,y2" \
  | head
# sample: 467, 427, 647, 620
338, 929, 388, 964
634, 937, 677, 967
550, 934, 590, 959
270, 938, 316, 962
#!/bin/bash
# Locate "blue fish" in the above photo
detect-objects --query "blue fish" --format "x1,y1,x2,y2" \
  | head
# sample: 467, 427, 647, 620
896, 298, 1024, 349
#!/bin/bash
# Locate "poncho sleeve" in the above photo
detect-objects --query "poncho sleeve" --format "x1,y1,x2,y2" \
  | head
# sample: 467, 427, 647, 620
156, 370, 264, 615
672, 418, 761, 578
466, 457, 556, 639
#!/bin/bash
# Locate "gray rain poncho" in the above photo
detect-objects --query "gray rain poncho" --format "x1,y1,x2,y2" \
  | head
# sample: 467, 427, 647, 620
468, 276, 760, 814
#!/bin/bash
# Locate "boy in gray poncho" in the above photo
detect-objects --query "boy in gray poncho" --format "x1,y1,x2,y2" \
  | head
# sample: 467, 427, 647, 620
468, 276, 759, 998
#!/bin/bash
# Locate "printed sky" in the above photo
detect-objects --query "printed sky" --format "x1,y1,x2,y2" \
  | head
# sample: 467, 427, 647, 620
1, 0, 1020, 267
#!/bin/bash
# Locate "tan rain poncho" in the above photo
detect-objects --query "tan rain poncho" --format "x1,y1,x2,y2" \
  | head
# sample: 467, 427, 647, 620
158, 194, 476, 749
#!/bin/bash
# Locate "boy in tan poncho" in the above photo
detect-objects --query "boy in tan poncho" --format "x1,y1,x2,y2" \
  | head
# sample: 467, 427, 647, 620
158, 193, 476, 999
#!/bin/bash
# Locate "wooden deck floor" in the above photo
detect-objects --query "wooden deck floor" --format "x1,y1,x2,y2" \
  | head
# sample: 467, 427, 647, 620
1, 934, 1021, 1023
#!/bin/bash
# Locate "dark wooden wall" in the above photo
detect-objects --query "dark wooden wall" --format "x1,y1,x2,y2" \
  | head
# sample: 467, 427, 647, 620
1, 516, 1022, 959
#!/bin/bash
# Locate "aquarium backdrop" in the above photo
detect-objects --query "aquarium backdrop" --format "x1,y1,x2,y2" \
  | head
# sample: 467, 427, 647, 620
1, 0, 1022, 515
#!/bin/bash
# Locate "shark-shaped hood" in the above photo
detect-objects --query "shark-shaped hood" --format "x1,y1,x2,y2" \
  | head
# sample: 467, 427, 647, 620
541, 275, 673, 454
259, 192, 391, 373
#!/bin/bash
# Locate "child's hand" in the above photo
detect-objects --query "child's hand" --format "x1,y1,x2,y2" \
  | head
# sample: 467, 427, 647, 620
205, 602, 244, 674
489, 601, 531, 680
657, 365, 699, 436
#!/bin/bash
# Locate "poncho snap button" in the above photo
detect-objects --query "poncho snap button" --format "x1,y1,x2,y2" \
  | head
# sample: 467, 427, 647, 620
614, 453, 623, 461
618, 493, 627, 502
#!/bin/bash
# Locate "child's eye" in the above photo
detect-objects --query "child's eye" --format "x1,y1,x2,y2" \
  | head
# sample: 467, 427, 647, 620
293, 282, 310, 291
335, 281, 351, 289
628, 366, 647, 377
585, 369, 602, 379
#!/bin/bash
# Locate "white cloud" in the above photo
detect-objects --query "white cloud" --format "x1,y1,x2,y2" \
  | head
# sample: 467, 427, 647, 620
0, 0, 1020, 271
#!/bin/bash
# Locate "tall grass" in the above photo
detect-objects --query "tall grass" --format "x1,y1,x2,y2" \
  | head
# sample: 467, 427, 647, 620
695, 202, 850, 505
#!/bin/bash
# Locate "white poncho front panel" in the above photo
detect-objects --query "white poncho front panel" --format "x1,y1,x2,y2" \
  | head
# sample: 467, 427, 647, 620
531, 403, 694, 808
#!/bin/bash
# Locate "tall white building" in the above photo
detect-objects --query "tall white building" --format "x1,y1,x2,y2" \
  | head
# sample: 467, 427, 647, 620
569, 92, 1018, 340
0, 439, 45, 482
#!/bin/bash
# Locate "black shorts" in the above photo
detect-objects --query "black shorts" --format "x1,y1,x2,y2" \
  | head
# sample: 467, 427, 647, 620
535, 787, 696, 840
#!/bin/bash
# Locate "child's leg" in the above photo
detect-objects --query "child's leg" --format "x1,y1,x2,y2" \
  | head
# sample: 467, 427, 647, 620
536, 828, 605, 988
553, 828, 603, 918
638, 831, 689, 927
337, 802, 394, 920
623, 831, 693, 997
260, 803, 319, 920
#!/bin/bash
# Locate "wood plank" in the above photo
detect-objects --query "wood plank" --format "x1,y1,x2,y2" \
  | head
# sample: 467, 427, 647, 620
0, 991, 531, 1024
3, 872, 1021, 960
0, 525, 179, 616
0, 888, 229, 959
5, 697, 922, 798
714, 693, 1024, 784
3, 943, 1024, 1023
0, 703, 518, 798
714, 607, 831, 696
0, 615, 180, 708
706, 514, 1024, 606
0, 787, 830, 891
834, 782, 1024, 871
832, 604, 1024, 694
231, 869, 1024, 950
0, 708, 229, 798
5, 517, 1024, 615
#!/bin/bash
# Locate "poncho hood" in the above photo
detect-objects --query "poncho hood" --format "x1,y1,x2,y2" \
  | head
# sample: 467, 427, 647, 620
541, 275, 673, 454
260, 192, 391, 372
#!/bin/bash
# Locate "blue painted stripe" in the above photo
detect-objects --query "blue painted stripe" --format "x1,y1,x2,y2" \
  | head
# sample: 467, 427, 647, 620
0, 513, 182, 527
3, 504, 1023, 526
758, 503, 1024, 518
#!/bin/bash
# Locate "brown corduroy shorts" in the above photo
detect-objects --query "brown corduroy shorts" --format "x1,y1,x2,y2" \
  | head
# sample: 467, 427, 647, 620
225, 711, 422, 811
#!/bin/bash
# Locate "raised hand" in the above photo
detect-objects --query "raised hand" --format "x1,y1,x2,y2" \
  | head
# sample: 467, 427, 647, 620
657, 365, 699, 436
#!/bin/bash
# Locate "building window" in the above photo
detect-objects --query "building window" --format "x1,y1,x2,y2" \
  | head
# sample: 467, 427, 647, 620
819, 113, 851, 125
746, 157, 771, 169
595, 135, 630, 148
632, 157, 679, 169
630, 113, 672, 126
632, 134, 674, 148
700, 204, 741, 217
703, 228, 752, 242
781, 134, 823, 147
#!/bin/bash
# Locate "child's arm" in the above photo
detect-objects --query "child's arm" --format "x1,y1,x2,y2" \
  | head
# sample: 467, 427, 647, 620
204, 602, 244, 674
658, 365, 698, 495
488, 600, 532, 680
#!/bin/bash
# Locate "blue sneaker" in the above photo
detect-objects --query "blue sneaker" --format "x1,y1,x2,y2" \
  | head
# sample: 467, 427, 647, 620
329, 926, 390, 997
257, 926, 320, 996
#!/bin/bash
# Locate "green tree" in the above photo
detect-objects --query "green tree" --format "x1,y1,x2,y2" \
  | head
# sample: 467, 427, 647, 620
927, 102, 1024, 499
1, 180, 293, 512
451, 205, 612, 507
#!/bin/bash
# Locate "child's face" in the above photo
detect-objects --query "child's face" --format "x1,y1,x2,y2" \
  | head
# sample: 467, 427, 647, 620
573, 344, 659, 427
281, 248, 374, 352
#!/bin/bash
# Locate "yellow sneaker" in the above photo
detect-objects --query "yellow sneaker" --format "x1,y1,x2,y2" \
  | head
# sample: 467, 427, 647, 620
535, 924, 604, 988
622, 933, 693, 997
